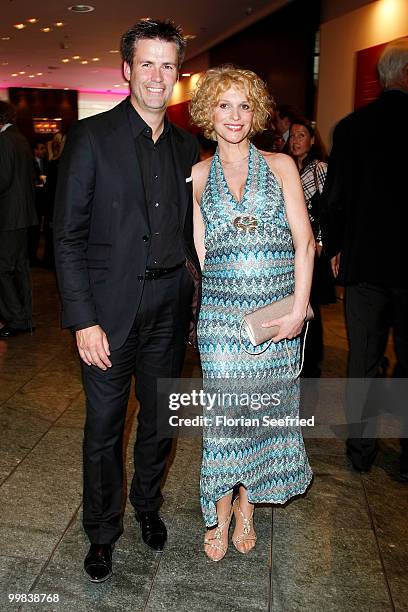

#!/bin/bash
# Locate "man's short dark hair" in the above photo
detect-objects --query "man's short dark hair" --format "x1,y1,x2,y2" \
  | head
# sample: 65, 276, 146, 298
0, 101, 16, 125
276, 104, 300, 123
33, 139, 46, 150
120, 19, 186, 70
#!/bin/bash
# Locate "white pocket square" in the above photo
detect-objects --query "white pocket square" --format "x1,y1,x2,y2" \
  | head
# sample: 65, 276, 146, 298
185, 176, 192, 183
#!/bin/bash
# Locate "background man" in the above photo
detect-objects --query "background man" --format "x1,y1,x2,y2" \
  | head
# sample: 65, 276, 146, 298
320, 37, 408, 481
0, 101, 37, 338
54, 19, 200, 582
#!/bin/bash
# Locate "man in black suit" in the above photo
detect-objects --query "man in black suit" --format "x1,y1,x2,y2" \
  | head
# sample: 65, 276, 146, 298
54, 19, 200, 582
0, 102, 37, 337
320, 38, 408, 480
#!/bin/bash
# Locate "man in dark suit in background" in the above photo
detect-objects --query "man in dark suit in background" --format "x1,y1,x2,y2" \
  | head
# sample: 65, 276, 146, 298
29, 140, 50, 265
320, 38, 408, 480
0, 102, 37, 337
54, 19, 200, 582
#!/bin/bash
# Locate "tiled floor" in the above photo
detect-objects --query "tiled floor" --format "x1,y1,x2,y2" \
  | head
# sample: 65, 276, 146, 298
0, 268, 407, 611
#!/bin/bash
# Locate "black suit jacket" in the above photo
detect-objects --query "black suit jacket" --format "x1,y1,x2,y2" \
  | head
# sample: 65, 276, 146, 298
0, 125, 37, 230
320, 89, 408, 288
53, 99, 200, 350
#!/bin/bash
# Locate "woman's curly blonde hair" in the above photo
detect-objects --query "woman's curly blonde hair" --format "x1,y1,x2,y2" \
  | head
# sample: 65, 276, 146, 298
190, 65, 273, 141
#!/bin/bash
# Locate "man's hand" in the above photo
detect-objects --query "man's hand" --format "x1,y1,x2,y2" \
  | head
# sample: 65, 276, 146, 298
331, 252, 341, 278
76, 325, 112, 370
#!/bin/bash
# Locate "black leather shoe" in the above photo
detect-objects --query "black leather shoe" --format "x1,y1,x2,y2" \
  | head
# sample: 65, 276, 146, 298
84, 544, 112, 583
399, 469, 408, 483
346, 449, 372, 473
0, 326, 19, 338
135, 511, 167, 551
0, 325, 34, 338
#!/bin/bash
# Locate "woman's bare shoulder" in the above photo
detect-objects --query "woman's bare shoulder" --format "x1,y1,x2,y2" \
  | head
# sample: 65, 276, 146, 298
192, 157, 213, 180
192, 157, 213, 203
258, 149, 297, 182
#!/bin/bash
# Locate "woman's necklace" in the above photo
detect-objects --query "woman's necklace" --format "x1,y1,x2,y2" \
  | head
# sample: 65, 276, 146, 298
216, 145, 258, 233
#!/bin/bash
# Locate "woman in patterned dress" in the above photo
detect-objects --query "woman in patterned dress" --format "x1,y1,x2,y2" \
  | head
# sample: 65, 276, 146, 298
190, 67, 315, 561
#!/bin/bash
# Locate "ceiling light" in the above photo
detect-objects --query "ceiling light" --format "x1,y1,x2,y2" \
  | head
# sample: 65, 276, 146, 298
140, 17, 151, 21
27, 18, 38, 24
55, 22, 65, 27
18, 71, 26, 75
181, 73, 191, 77
81, 60, 88, 64
91, 57, 99, 61
37, 72, 43, 75
122, 82, 128, 86
61, 58, 70, 63
1, 62, 9, 66
108, 49, 119, 54
14, 24, 26, 30
68, 5, 95, 12
184, 34, 196, 40
28, 74, 35, 78
113, 84, 120, 88
41, 27, 52, 33
1, 36, 11, 41
64, 87, 69, 90
72, 55, 80, 60
11, 73, 18, 77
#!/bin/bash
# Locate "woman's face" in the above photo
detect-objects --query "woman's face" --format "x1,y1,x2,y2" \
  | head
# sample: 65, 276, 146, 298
212, 86, 254, 144
289, 124, 314, 159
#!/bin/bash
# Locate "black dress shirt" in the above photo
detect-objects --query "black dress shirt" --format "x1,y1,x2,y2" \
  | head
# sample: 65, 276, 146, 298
126, 98, 185, 268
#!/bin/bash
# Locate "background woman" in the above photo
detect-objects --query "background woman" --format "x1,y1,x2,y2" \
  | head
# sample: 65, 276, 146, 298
289, 118, 334, 377
190, 66, 315, 561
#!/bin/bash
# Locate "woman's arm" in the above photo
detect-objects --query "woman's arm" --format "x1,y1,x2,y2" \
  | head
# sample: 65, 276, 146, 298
192, 163, 207, 270
263, 154, 315, 342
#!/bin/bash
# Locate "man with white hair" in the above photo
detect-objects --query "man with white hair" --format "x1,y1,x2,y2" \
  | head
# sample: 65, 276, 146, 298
320, 37, 408, 480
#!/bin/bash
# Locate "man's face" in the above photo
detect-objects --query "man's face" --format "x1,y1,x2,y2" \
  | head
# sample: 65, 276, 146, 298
276, 114, 290, 135
123, 38, 179, 115
34, 143, 47, 159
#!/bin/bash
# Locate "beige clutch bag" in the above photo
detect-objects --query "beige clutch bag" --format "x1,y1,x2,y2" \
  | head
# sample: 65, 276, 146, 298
241, 295, 313, 347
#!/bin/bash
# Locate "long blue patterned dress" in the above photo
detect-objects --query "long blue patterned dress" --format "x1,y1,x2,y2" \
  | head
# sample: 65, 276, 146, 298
198, 143, 313, 527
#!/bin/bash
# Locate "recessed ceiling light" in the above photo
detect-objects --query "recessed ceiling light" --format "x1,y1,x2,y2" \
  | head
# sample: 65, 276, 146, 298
18, 71, 26, 75
184, 34, 196, 40
14, 24, 26, 30
1, 36, 11, 41
64, 87, 69, 90
61, 58, 70, 63
55, 22, 65, 27
91, 57, 99, 61
68, 5, 95, 12
181, 73, 191, 77
140, 17, 151, 21
37, 72, 43, 75
27, 18, 38, 24
81, 60, 88, 64
28, 74, 35, 78
113, 84, 120, 88
41, 27, 52, 33
11, 73, 18, 77
108, 49, 119, 54
122, 82, 127, 86
72, 55, 80, 60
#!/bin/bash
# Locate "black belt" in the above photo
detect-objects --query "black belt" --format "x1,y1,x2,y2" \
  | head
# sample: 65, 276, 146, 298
143, 261, 185, 280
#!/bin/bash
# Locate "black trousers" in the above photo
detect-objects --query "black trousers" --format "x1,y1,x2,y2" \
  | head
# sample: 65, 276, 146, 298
0, 228, 33, 328
345, 283, 408, 469
82, 265, 194, 544
302, 257, 324, 377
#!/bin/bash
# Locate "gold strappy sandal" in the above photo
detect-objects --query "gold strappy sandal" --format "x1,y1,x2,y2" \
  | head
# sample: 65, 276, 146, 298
204, 506, 233, 562
232, 498, 257, 554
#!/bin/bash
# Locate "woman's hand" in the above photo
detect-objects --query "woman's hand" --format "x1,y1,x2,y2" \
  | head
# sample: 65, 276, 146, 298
261, 311, 306, 343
